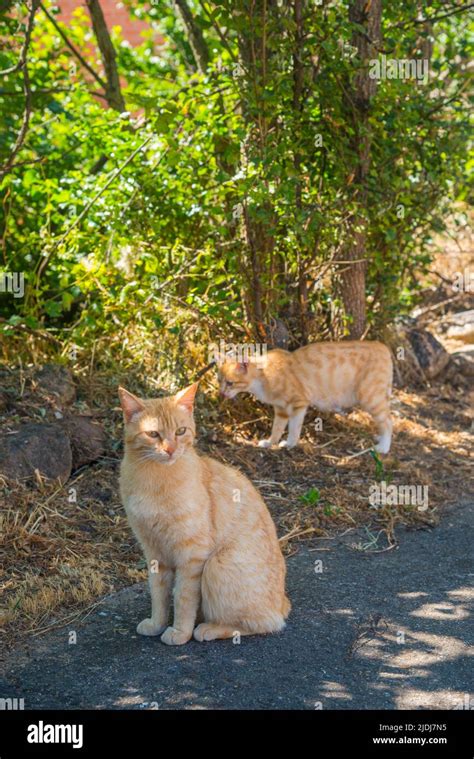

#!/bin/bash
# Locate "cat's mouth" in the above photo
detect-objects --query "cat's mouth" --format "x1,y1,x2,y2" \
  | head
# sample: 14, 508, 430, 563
159, 450, 180, 465
144, 450, 180, 465
161, 456, 178, 465
220, 390, 237, 400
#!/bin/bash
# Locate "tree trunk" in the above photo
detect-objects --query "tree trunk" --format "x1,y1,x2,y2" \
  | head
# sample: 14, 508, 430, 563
235, 0, 277, 338
340, 0, 382, 339
174, 0, 209, 73
293, 0, 309, 343
85, 0, 125, 113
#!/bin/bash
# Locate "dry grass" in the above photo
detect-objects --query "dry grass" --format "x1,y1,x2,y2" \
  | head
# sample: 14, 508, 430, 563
0, 465, 144, 637
213, 386, 472, 543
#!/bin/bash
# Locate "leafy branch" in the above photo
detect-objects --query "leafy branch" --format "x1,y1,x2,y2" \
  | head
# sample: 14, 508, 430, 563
39, 2, 106, 91
0, 0, 40, 179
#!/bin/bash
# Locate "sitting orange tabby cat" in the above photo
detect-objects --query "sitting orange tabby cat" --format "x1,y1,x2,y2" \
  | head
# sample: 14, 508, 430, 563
118, 383, 290, 645
218, 341, 393, 453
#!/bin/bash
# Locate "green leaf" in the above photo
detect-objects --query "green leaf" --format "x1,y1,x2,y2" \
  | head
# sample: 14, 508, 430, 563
299, 487, 321, 506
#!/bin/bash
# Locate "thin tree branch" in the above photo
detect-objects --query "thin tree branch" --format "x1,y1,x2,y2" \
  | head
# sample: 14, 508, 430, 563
0, 0, 41, 179
35, 133, 154, 280
0, 0, 38, 77
39, 2, 107, 90
391, 2, 474, 29
7, 155, 46, 169
0, 317, 63, 346
174, 0, 210, 73
425, 78, 470, 118
199, 0, 237, 63
0, 87, 73, 95
0, 316, 63, 346
85, 0, 126, 112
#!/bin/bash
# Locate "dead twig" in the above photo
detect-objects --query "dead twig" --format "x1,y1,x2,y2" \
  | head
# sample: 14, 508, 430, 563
0, 316, 63, 346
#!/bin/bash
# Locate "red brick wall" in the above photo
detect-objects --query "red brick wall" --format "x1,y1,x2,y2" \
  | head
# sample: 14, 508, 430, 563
56, 0, 152, 47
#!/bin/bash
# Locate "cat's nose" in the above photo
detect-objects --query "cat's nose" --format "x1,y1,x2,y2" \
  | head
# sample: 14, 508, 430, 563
162, 444, 175, 456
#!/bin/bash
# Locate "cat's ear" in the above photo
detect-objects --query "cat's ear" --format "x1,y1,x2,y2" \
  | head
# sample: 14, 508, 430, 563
236, 361, 249, 373
118, 387, 145, 423
174, 382, 199, 413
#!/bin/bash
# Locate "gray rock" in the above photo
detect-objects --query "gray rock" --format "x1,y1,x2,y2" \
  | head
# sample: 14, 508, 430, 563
407, 328, 451, 379
0, 422, 72, 484
32, 364, 76, 406
438, 309, 474, 344
263, 317, 290, 349
450, 348, 474, 378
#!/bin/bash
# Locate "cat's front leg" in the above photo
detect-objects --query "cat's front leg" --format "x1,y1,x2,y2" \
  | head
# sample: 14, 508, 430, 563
258, 409, 288, 448
278, 407, 307, 448
161, 563, 203, 646
137, 564, 173, 636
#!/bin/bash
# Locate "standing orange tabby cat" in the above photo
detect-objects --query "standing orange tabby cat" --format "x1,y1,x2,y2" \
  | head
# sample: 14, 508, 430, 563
119, 383, 290, 645
218, 341, 393, 453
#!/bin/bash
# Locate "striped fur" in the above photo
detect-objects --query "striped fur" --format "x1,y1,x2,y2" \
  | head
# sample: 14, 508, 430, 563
218, 341, 393, 453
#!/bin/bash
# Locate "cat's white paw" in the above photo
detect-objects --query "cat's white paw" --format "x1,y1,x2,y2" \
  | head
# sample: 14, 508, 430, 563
375, 434, 391, 455
193, 623, 214, 642
136, 618, 166, 636
258, 439, 272, 448
193, 623, 223, 642
160, 626, 191, 646
278, 439, 297, 449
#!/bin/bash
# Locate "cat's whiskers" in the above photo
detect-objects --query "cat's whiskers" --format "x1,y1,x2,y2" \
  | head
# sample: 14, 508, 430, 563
137, 450, 162, 464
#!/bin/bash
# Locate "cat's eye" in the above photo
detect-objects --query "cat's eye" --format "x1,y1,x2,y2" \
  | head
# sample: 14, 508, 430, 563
146, 430, 160, 439
226, 381, 234, 387
175, 427, 187, 436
